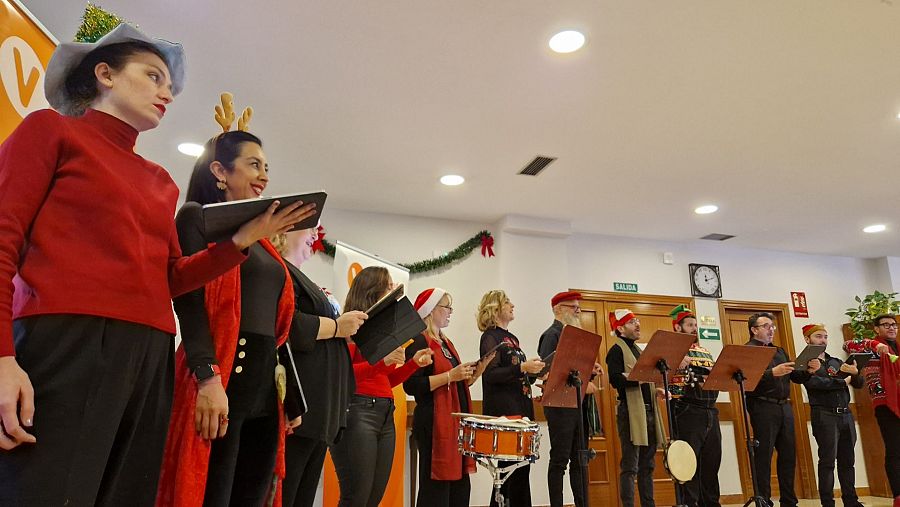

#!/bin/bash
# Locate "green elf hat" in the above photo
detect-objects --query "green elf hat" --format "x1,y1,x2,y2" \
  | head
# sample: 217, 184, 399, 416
669, 304, 694, 330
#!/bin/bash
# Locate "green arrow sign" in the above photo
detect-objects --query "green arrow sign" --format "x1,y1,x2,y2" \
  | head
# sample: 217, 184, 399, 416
699, 327, 721, 340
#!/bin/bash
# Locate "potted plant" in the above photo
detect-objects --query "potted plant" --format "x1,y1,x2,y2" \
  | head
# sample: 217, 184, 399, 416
845, 290, 900, 340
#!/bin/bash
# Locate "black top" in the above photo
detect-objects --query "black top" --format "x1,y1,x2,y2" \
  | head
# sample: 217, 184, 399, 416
537, 319, 564, 360
404, 333, 470, 438
174, 202, 283, 371
802, 352, 864, 409
285, 261, 355, 444
480, 327, 534, 418
744, 338, 810, 400
606, 335, 653, 405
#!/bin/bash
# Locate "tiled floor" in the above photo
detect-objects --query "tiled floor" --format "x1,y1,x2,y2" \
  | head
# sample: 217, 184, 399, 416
724, 497, 893, 507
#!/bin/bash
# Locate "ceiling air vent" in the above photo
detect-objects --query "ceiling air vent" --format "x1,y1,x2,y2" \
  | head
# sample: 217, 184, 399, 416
518, 156, 557, 176
700, 233, 735, 241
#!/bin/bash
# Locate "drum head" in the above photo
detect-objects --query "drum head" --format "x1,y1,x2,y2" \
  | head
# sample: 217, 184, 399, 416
665, 440, 697, 483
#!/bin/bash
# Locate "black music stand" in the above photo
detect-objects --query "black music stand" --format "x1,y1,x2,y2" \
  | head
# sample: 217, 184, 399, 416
542, 326, 602, 506
628, 330, 696, 507
703, 345, 776, 507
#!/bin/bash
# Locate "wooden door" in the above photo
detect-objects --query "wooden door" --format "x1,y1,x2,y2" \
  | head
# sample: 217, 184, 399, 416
720, 302, 816, 500
841, 322, 891, 497
578, 291, 694, 506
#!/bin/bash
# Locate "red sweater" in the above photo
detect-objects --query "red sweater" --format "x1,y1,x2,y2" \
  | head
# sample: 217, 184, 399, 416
349, 343, 419, 398
0, 109, 246, 356
844, 336, 899, 408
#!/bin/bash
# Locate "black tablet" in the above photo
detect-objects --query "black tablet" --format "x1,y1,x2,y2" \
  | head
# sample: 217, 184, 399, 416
201, 191, 326, 242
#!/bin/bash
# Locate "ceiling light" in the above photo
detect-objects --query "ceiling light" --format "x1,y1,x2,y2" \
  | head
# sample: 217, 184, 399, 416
549, 31, 585, 54
178, 142, 204, 157
863, 224, 887, 233
440, 175, 465, 186
694, 205, 719, 215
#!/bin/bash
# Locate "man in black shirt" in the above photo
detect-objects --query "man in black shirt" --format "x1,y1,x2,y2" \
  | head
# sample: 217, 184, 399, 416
538, 291, 600, 507
798, 324, 864, 507
744, 312, 816, 507
606, 309, 663, 507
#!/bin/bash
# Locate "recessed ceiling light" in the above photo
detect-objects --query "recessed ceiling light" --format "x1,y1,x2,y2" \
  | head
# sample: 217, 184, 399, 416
864, 224, 887, 233
549, 31, 585, 54
178, 142, 204, 157
694, 205, 719, 215
440, 175, 465, 186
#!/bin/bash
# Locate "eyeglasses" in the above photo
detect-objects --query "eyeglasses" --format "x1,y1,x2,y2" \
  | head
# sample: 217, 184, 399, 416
558, 304, 581, 312
878, 323, 899, 329
436, 304, 453, 312
753, 323, 777, 331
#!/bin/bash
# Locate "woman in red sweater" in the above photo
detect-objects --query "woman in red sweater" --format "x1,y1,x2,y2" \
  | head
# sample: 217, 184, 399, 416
330, 266, 433, 507
0, 25, 312, 507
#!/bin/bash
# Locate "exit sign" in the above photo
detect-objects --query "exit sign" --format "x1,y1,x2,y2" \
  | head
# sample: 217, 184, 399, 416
613, 282, 638, 293
699, 327, 721, 340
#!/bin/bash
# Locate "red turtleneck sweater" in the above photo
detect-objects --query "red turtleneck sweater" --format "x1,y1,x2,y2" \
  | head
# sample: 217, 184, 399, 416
348, 343, 419, 398
0, 109, 246, 356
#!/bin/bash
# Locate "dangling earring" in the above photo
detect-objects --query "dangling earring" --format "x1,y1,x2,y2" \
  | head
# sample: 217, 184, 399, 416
216, 180, 227, 191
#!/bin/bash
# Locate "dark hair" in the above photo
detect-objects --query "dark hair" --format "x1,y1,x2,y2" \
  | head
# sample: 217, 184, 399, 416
344, 267, 391, 313
874, 313, 897, 326
63, 41, 166, 117
184, 131, 263, 205
748, 312, 775, 334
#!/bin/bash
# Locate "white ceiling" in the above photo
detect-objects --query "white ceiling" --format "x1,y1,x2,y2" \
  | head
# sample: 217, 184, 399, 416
19, 0, 900, 258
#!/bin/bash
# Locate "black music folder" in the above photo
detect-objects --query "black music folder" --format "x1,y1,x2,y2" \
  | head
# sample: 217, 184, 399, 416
354, 296, 426, 365
201, 191, 327, 241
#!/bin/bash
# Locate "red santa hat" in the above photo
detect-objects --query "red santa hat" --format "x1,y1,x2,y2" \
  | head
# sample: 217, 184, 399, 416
802, 324, 826, 337
608, 309, 635, 333
551, 291, 583, 307
414, 288, 447, 318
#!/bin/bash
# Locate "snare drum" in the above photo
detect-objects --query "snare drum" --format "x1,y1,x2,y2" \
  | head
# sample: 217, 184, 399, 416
458, 416, 541, 462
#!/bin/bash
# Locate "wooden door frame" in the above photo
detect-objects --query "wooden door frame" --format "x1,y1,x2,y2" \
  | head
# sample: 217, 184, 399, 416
718, 300, 817, 500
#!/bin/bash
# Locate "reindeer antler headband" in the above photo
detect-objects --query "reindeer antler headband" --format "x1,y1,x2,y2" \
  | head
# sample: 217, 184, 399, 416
214, 92, 253, 132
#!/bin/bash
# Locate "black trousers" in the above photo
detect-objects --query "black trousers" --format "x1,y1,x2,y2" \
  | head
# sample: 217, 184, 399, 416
0, 315, 173, 507
875, 405, 900, 497
488, 461, 532, 507
747, 398, 797, 507
283, 435, 329, 507
414, 426, 471, 507
544, 406, 588, 507
616, 404, 657, 507
673, 401, 721, 507
809, 407, 860, 507
330, 395, 396, 507
203, 334, 279, 507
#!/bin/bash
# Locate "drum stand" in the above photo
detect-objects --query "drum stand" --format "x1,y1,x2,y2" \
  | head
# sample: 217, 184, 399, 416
734, 369, 768, 507
472, 456, 532, 507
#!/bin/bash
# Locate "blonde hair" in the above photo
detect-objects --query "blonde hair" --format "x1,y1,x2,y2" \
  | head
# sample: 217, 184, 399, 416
476, 290, 508, 332
270, 233, 288, 256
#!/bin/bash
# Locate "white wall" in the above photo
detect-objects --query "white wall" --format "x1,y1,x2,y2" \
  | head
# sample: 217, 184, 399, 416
300, 209, 889, 505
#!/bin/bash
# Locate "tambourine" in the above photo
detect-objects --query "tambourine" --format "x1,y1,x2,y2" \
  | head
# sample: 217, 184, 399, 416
664, 439, 697, 484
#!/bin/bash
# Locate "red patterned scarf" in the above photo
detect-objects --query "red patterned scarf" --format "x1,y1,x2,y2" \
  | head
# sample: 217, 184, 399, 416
425, 332, 476, 481
156, 239, 294, 506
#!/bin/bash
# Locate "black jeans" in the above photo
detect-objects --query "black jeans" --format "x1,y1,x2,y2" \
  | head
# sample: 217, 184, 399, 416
809, 407, 860, 507
616, 404, 657, 507
875, 405, 900, 497
673, 401, 721, 507
544, 406, 587, 507
330, 395, 396, 507
747, 398, 797, 507
0, 316, 173, 507
414, 426, 470, 507
283, 436, 329, 507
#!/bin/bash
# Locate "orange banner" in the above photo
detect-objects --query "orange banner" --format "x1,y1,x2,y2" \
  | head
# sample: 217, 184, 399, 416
323, 384, 408, 506
0, 0, 56, 142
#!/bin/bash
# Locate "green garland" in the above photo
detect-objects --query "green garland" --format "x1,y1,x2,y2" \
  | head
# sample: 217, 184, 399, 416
319, 230, 494, 275
75, 3, 130, 43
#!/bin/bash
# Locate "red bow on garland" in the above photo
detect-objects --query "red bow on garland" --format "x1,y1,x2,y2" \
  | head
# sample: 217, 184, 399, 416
480, 233, 495, 258
311, 225, 326, 253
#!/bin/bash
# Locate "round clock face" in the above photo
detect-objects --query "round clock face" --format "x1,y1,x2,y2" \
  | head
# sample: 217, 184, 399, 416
693, 266, 720, 296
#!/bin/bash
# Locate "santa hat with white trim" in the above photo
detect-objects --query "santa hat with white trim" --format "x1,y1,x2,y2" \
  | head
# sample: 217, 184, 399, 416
414, 288, 447, 318
608, 309, 636, 334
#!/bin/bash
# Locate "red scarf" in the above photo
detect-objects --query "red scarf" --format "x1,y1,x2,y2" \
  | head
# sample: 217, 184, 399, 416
881, 353, 900, 419
156, 239, 294, 506
425, 332, 476, 481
